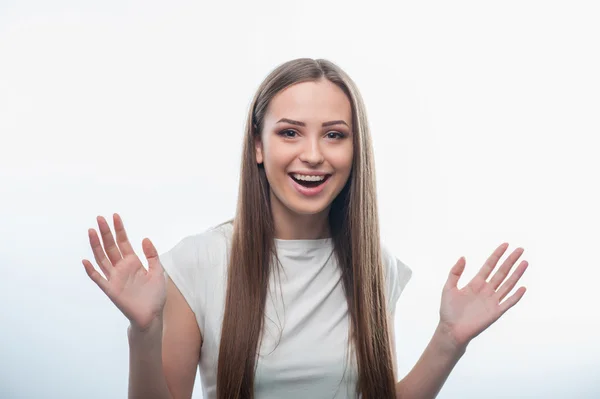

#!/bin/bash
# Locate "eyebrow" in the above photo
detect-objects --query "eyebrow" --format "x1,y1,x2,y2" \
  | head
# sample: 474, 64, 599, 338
276, 118, 349, 128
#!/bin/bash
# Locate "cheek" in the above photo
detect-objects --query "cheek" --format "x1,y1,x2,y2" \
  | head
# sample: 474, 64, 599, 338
262, 145, 293, 184
330, 146, 354, 172
263, 142, 294, 168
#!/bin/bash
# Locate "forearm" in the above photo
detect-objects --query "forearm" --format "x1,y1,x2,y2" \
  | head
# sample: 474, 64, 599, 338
395, 323, 467, 399
127, 317, 173, 399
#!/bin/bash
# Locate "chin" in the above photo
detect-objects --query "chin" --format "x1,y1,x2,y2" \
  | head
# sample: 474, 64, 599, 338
285, 198, 332, 216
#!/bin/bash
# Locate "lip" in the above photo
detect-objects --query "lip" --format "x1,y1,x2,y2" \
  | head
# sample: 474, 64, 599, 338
288, 171, 331, 176
288, 174, 331, 197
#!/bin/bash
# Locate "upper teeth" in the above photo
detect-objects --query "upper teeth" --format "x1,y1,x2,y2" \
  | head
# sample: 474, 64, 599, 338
293, 174, 325, 181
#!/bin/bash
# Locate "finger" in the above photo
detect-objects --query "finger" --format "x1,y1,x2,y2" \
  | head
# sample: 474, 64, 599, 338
476, 242, 509, 281
445, 256, 466, 289
488, 247, 525, 290
497, 261, 529, 302
499, 286, 527, 314
97, 215, 123, 266
88, 228, 113, 278
82, 259, 109, 293
113, 213, 135, 257
142, 238, 163, 274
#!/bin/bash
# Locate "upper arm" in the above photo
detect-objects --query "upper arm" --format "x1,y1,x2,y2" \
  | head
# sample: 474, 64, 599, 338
162, 276, 203, 399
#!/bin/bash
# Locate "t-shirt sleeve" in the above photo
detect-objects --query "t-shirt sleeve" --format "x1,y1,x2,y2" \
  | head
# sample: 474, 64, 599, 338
382, 244, 413, 315
159, 235, 206, 331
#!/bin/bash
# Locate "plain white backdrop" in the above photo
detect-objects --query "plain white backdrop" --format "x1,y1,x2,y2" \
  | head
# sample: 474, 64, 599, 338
1, 1, 599, 398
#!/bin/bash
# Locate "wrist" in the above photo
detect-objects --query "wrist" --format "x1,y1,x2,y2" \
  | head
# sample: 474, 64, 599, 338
128, 315, 164, 340
434, 322, 469, 357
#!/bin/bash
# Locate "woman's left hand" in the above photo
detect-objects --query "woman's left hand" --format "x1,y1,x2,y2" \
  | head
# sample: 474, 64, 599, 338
438, 243, 529, 350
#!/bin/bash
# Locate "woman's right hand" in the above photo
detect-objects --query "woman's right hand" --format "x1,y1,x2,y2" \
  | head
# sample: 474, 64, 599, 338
82, 213, 167, 332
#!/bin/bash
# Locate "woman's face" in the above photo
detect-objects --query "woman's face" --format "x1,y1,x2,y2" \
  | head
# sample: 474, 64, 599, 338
255, 79, 354, 217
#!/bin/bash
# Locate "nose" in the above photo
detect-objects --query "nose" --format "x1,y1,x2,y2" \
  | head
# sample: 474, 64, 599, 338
298, 137, 324, 166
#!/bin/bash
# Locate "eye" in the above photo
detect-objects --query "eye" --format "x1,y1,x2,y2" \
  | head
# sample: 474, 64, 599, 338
278, 129, 297, 138
326, 131, 346, 139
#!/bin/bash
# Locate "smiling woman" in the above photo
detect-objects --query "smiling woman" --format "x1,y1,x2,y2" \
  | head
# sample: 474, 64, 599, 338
83, 58, 529, 399
211, 60, 404, 399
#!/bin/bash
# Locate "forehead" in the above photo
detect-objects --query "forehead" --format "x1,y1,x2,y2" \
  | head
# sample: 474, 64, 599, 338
265, 79, 352, 125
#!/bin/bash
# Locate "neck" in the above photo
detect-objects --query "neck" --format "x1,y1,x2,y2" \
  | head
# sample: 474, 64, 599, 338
270, 194, 331, 240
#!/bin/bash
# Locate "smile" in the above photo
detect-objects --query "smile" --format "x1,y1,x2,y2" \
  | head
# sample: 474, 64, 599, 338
288, 173, 332, 196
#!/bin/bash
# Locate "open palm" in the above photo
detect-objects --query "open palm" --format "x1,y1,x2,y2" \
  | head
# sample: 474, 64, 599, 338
439, 243, 529, 348
82, 214, 166, 331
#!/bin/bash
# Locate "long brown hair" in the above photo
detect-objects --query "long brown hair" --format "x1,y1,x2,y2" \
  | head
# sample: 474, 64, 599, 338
217, 58, 396, 399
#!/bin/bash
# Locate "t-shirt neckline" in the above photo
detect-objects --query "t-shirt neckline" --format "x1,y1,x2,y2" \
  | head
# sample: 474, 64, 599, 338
274, 237, 333, 249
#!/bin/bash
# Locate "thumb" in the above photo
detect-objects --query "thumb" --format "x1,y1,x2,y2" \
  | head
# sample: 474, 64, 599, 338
446, 256, 466, 289
142, 238, 163, 273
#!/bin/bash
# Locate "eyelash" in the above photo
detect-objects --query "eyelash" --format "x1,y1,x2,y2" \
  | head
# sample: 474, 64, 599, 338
277, 129, 347, 140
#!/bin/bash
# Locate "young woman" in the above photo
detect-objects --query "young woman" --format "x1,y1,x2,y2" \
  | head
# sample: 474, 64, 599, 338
83, 58, 529, 399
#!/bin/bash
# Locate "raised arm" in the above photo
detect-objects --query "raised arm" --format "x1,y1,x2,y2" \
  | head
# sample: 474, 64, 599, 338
83, 213, 202, 399
127, 276, 202, 399
393, 243, 529, 399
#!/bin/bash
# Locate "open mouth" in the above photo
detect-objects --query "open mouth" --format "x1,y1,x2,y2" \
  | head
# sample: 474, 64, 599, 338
289, 173, 331, 188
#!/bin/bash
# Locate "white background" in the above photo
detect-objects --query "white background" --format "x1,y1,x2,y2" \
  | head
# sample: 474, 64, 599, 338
1, 1, 599, 398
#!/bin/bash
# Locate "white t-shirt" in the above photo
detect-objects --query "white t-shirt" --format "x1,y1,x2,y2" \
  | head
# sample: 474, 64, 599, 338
159, 222, 412, 399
